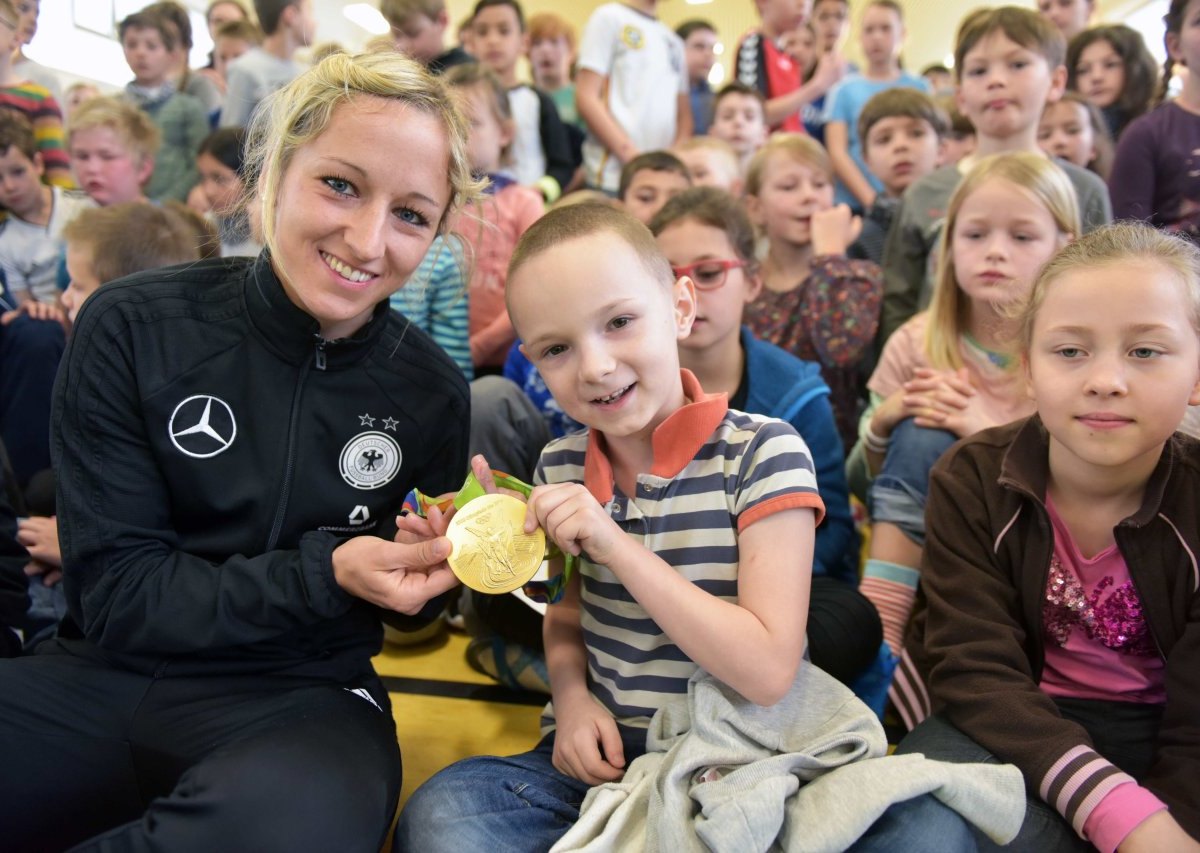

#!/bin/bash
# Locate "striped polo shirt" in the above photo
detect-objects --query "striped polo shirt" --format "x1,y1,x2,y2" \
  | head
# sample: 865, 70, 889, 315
538, 370, 825, 732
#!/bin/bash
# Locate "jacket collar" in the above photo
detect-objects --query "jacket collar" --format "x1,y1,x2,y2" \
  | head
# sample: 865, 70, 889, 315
998, 415, 1177, 527
582, 369, 728, 503
243, 252, 390, 369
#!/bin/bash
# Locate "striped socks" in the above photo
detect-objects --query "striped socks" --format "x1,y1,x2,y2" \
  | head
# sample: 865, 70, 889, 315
860, 558, 920, 655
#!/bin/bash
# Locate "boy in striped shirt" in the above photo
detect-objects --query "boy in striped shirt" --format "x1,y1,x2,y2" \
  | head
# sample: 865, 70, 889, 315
397, 203, 827, 848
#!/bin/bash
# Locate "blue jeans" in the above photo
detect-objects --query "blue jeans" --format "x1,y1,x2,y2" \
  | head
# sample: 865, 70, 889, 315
868, 418, 958, 546
898, 713, 1089, 852
395, 732, 976, 853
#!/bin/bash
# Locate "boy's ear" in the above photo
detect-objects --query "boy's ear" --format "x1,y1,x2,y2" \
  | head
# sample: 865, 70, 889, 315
672, 275, 697, 338
31, 151, 45, 177
1167, 31, 1184, 65
745, 267, 764, 304
1047, 63, 1068, 104
499, 118, 515, 151
742, 192, 763, 226
135, 154, 156, 188
434, 9, 449, 31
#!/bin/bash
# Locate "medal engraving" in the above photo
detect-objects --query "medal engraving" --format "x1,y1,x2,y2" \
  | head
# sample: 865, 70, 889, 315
446, 494, 545, 594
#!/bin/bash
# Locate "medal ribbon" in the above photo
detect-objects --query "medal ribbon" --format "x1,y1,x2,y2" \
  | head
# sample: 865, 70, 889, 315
403, 470, 575, 604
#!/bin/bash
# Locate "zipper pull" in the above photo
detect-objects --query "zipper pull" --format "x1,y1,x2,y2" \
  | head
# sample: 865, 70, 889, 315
314, 338, 327, 370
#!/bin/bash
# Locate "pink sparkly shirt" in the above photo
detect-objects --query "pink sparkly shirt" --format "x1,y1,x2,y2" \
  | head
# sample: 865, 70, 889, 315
1041, 499, 1168, 852
1040, 497, 1165, 704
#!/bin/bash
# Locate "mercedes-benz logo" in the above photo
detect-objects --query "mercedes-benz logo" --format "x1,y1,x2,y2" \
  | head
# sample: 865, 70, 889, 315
168, 395, 237, 459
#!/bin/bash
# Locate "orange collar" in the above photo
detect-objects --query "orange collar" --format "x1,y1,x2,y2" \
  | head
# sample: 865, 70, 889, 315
582, 369, 728, 504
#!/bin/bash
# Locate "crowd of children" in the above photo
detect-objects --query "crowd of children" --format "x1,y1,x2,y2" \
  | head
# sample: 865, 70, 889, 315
0, 0, 1199, 849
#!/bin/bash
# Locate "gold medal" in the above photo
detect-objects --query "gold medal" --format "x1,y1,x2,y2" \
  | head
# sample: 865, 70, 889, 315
445, 494, 546, 594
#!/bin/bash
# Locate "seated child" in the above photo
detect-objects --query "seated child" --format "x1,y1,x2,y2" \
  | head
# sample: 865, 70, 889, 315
743, 133, 883, 448
471, 0, 575, 202
850, 153, 1079, 714
898, 222, 1200, 851
118, 8, 209, 202
390, 235, 472, 379
672, 135, 742, 194
210, 18, 264, 96
853, 87, 947, 265
936, 93, 976, 166
0, 111, 93, 306
708, 81, 769, 175
219, 0, 314, 127
195, 127, 260, 257
1037, 90, 1113, 181
383, 0, 474, 74
618, 150, 691, 225
68, 96, 161, 207
17, 200, 208, 645
444, 63, 544, 373
395, 200, 977, 853
650, 186, 880, 683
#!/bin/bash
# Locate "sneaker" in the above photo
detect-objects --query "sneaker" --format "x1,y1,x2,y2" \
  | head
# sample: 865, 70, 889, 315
465, 635, 551, 694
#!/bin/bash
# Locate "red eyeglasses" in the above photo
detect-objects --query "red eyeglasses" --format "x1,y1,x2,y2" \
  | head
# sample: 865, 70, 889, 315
669, 259, 747, 290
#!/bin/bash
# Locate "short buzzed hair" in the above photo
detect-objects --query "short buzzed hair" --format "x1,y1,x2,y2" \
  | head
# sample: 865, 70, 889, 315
508, 202, 675, 314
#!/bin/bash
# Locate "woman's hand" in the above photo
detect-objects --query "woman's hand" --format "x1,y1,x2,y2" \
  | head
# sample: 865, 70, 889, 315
525, 483, 622, 566
332, 534, 458, 615
551, 692, 626, 785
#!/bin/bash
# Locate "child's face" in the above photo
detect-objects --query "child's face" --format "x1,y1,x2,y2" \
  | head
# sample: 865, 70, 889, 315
392, 12, 445, 64
271, 97, 451, 340
529, 35, 572, 86
61, 243, 100, 325
64, 85, 99, 121
1037, 100, 1096, 168
860, 5, 903, 69
207, 1, 245, 38
0, 145, 44, 217
459, 84, 511, 175
290, 0, 317, 46
749, 154, 834, 247
215, 36, 252, 78
1037, 0, 1093, 42
940, 132, 976, 165
14, 0, 38, 46
863, 115, 941, 197
683, 27, 718, 83
923, 68, 953, 92
811, 0, 848, 53
675, 147, 740, 192
197, 151, 242, 215
780, 25, 817, 74
622, 169, 690, 226
122, 26, 174, 87
0, 7, 22, 55
656, 218, 760, 354
951, 177, 1064, 311
69, 127, 152, 206
957, 31, 1066, 143
1027, 262, 1200, 480
511, 230, 695, 443
1074, 39, 1124, 110
758, 0, 809, 36
1167, 0, 1200, 72
710, 94, 768, 158
473, 4, 526, 77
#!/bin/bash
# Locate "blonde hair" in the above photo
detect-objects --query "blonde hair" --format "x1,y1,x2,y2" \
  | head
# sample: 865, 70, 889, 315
243, 50, 484, 266
1019, 222, 1200, 354
924, 152, 1080, 370
67, 96, 162, 164
744, 133, 831, 198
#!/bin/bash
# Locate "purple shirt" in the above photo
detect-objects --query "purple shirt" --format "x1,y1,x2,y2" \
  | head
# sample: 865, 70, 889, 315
1109, 102, 1200, 241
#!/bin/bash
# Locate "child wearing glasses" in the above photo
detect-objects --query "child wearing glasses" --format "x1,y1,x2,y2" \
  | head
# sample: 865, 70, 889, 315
744, 133, 884, 448
651, 186, 880, 686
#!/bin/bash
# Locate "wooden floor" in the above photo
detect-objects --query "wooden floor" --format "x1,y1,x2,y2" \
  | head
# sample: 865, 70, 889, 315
373, 628, 545, 806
